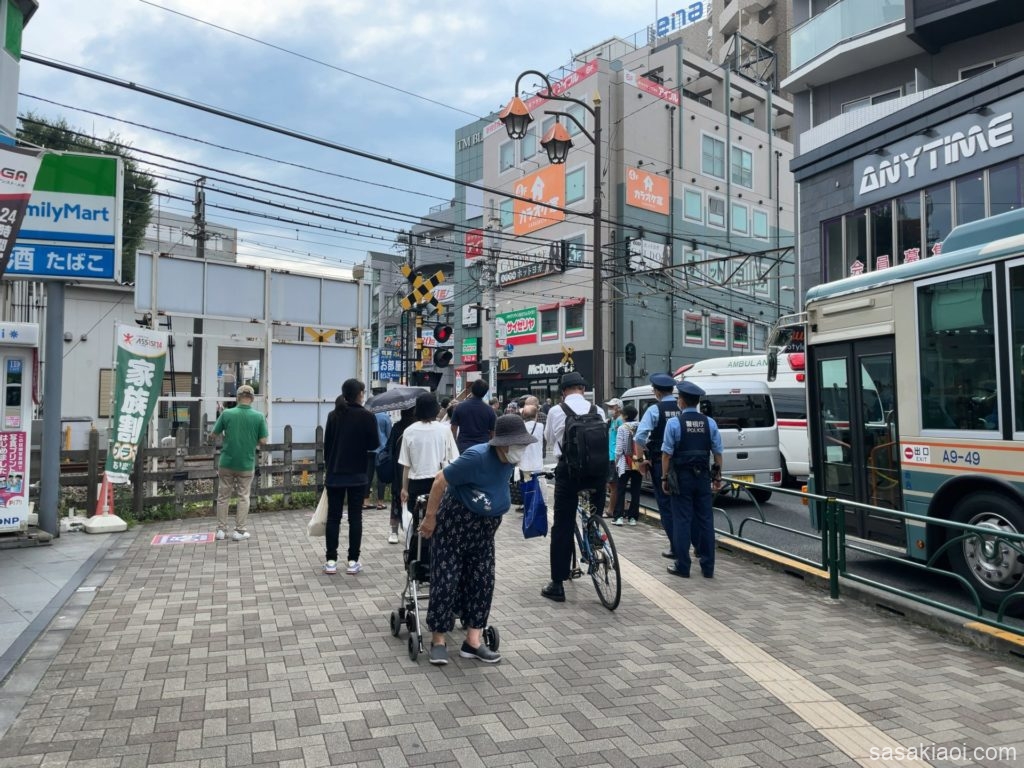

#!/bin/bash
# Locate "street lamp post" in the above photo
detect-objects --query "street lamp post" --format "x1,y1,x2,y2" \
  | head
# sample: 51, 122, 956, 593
499, 71, 604, 404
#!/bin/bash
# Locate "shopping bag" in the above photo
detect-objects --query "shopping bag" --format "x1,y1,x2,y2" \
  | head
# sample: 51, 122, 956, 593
520, 475, 548, 539
307, 489, 328, 537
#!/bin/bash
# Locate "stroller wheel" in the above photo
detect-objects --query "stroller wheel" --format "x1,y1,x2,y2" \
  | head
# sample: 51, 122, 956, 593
406, 613, 418, 634
398, 607, 406, 620
408, 633, 419, 661
483, 626, 500, 652
389, 611, 401, 638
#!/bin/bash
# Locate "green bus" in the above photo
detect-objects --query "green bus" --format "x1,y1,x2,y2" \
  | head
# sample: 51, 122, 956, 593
775, 208, 1024, 611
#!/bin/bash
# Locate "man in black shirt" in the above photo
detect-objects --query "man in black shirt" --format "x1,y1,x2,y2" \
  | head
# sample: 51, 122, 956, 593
450, 379, 497, 453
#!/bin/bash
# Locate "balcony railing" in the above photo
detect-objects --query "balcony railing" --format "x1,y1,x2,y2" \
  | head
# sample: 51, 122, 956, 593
791, 0, 905, 72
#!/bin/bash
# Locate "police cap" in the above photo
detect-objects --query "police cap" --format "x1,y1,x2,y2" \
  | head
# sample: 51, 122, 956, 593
649, 373, 676, 390
676, 380, 705, 398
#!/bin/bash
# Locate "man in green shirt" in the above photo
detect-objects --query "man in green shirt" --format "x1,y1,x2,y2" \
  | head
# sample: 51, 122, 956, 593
211, 385, 269, 541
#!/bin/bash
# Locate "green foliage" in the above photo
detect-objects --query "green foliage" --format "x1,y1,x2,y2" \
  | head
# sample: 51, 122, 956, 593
16, 112, 156, 283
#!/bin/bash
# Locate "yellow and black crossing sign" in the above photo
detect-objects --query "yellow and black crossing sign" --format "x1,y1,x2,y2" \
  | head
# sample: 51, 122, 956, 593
399, 264, 446, 313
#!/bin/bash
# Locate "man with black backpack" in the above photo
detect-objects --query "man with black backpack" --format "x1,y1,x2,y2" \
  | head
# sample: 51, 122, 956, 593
635, 373, 681, 559
541, 372, 607, 603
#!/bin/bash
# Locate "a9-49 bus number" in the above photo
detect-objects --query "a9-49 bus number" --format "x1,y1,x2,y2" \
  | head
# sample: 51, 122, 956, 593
942, 449, 982, 465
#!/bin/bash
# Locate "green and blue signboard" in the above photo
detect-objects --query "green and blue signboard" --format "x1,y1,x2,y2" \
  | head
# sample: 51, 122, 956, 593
9, 152, 122, 281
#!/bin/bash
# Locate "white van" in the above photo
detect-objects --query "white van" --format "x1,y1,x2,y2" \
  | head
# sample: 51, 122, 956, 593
620, 378, 783, 503
679, 353, 808, 484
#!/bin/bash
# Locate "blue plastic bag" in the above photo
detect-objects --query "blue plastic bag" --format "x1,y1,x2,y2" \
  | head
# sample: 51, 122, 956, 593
520, 474, 548, 539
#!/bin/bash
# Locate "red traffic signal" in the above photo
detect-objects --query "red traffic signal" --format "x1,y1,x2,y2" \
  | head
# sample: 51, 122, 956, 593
411, 370, 443, 390
434, 323, 453, 344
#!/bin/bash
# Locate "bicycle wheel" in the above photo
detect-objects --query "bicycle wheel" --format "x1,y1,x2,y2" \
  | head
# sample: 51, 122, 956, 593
585, 515, 621, 610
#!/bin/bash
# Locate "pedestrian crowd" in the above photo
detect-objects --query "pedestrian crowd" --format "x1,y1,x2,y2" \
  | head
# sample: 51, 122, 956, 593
210, 369, 722, 664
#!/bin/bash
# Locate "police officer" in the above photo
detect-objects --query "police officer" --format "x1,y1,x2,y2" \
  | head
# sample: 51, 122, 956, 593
660, 380, 723, 579
634, 373, 680, 558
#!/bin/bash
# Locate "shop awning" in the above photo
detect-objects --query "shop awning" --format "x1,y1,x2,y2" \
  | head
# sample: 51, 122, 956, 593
455, 363, 478, 373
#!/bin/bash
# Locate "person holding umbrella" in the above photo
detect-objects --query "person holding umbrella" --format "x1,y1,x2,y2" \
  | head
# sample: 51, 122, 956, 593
417, 415, 538, 665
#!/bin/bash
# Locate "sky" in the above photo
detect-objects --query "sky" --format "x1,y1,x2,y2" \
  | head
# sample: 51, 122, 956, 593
17, 0, 659, 273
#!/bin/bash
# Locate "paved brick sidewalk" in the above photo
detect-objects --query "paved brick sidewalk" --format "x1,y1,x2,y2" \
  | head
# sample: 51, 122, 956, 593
0, 508, 1021, 768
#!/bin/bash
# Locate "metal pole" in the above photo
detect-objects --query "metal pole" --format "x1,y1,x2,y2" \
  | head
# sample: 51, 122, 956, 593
485, 231, 498, 397
39, 281, 64, 537
188, 178, 207, 452
592, 99, 604, 405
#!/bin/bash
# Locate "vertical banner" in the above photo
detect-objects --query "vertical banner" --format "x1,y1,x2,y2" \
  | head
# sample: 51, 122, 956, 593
0, 146, 43, 282
105, 325, 168, 483
0, 432, 28, 530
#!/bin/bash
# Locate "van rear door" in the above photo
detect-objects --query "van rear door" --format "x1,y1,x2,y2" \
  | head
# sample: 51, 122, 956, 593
701, 391, 781, 486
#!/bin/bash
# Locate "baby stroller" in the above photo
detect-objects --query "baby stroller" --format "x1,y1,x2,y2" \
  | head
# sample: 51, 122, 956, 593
389, 494, 500, 662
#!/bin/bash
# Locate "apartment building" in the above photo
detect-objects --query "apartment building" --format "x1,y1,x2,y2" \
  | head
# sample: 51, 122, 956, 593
784, 0, 1024, 294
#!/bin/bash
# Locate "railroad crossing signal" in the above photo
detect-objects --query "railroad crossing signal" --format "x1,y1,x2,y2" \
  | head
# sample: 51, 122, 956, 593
399, 264, 446, 312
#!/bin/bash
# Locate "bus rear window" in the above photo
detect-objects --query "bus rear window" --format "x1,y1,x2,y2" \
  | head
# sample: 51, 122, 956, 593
701, 395, 775, 429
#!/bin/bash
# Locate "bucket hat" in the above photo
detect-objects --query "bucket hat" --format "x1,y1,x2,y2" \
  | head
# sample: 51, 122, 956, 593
488, 415, 540, 447
559, 371, 587, 390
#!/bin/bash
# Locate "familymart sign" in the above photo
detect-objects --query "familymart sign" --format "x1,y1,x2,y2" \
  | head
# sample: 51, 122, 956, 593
9, 152, 122, 281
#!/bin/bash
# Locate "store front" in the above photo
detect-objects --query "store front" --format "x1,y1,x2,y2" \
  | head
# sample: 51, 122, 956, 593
481, 350, 594, 405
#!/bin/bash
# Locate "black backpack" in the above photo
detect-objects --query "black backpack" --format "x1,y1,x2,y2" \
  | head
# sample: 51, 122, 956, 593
560, 403, 607, 480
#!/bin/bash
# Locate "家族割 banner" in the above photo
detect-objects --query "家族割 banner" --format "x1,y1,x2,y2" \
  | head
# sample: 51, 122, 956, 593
104, 325, 169, 483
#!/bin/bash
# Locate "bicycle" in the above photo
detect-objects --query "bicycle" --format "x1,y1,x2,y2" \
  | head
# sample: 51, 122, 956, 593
569, 489, 621, 610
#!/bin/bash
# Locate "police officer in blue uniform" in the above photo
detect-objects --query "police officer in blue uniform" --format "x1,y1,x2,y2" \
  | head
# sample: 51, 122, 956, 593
635, 373, 680, 558
660, 380, 723, 578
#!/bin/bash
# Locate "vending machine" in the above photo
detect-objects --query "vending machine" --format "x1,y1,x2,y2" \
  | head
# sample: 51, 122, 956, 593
0, 322, 37, 533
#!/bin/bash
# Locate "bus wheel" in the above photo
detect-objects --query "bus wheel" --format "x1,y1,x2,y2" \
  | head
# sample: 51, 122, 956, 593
948, 493, 1024, 616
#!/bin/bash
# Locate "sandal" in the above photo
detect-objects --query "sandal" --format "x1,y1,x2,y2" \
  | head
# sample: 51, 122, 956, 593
376, 503, 386, 509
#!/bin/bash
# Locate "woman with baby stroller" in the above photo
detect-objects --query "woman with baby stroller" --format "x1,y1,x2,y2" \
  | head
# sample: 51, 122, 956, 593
416, 415, 538, 666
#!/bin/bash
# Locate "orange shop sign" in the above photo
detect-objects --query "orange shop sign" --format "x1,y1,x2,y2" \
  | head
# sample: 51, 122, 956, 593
513, 165, 565, 236
625, 166, 669, 215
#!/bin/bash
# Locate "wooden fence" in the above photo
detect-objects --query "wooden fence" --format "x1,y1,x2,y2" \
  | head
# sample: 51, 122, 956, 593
31, 426, 324, 518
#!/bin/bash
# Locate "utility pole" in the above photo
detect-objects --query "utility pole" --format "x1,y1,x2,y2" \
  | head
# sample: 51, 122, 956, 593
187, 178, 207, 452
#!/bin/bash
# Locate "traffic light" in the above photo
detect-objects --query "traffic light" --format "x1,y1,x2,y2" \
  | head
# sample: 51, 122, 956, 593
433, 348, 453, 368
433, 322, 453, 344
625, 342, 637, 367
410, 370, 443, 391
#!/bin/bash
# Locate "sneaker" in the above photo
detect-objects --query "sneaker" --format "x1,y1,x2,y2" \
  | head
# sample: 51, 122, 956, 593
215, 529, 225, 540
323, 560, 337, 575
232, 530, 250, 541
460, 641, 501, 663
346, 561, 362, 575
429, 643, 449, 666
628, 519, 637, 526
388, 531, 399, 544
613, 517, 624, 526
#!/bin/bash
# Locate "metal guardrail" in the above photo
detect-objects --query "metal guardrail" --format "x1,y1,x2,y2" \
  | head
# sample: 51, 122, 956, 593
715, 479, 1024, 637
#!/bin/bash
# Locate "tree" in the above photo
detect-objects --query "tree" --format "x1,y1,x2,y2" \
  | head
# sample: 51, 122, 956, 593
16, 112, 156, 283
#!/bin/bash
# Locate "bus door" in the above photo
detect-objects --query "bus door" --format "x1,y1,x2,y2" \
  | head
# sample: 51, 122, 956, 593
810, 338, 903, 544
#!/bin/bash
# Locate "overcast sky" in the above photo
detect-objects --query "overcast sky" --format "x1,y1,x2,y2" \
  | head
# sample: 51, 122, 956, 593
18, 0, 657, 271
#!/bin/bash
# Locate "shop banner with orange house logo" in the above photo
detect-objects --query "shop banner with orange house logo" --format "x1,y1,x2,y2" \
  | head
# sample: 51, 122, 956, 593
513, 165, 565, 236
625, 166, 670, 215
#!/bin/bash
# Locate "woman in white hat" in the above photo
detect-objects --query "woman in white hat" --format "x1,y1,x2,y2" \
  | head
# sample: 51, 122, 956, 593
417, 414, 538, 666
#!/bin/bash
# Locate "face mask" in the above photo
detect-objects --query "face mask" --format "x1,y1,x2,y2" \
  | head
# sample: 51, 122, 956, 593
504, 445, 526, 464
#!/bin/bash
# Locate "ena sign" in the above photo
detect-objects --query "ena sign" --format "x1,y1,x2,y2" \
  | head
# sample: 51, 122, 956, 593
655, 2, 708, 38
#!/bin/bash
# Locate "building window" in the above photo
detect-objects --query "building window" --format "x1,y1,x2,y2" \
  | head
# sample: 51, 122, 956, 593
566, 103, 586, 137
566, 234, 586, 269
499, 199, 513, 229
925, 182, 952, 256
702, 135, 725, 179
956, 171, 985, 225
896, 192, 922, 266
917, 270, 996, 431
731, 203, 749, 234
989, 159, 1021, 216
566, 166, 586, 204
733, 319, 748, 350
870, 201, 892, 272
708, 196, 726, 228
684, 189, 702, 222
841, 88, 901, 114
541, 116, 555, 138
846, 208, 868, 275
500, 141, 515, 173
684, 312, 705, 346
709, 316, 727, 347
752, 209, 769, 239
564, 300, 585, 338
731, 146, 753, 188
540, 304, 559, 341
522, 130, 537, 160
1010, 263, 1024, 433
824, 216, 844, 282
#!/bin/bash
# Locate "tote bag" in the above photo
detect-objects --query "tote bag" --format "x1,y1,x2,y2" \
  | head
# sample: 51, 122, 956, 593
520, 474, 548, 539
307, 489, 328, 537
